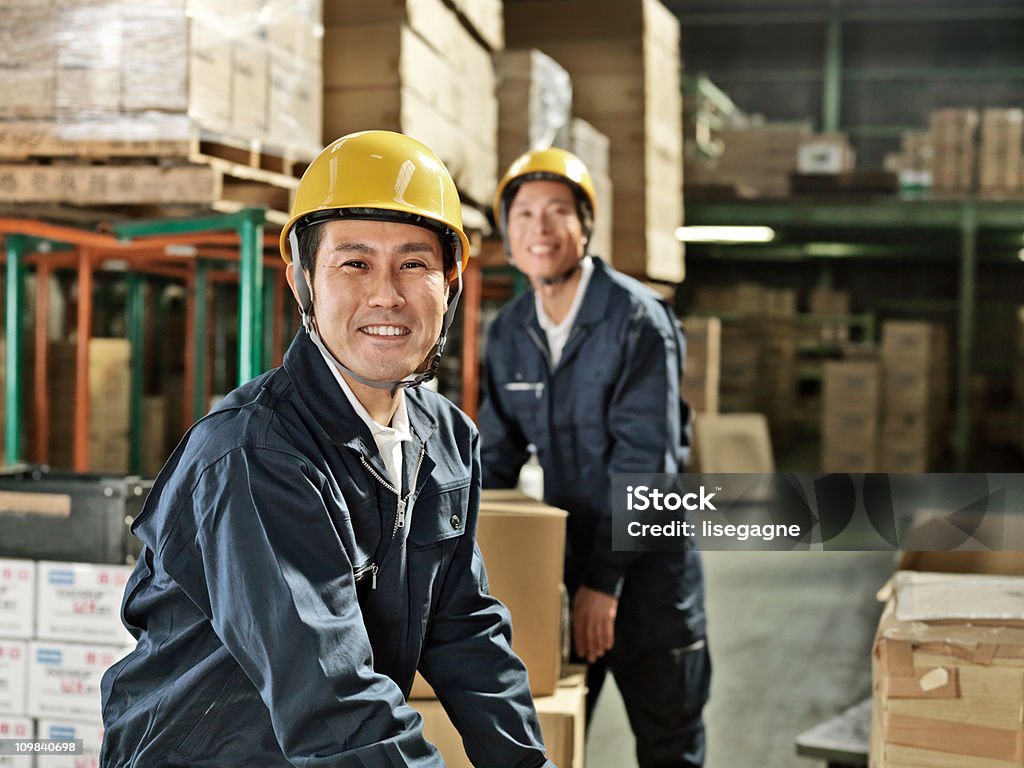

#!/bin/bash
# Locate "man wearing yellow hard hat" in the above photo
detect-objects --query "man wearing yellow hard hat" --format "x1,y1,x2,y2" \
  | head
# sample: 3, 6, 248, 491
480, 147, 710, 767
100, 131, 553, 767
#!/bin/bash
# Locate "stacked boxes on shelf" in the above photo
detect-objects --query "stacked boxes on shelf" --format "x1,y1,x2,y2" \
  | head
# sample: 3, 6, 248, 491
322, 0, 501, 204
871, 570, 1024, 767
0, 1, 322, 211
0, 558, 136, 767
46, 340, 131, 475
495, 49, 572, 175
0, 1, 322, 155
929, 108, 978, 194
979, 108, 1024, 197
561, 118, 613, 262
821, 359, 881, 473
880, 321, 950, 472
680, 317, 721, 415
408, 490, 585, 766
689, 123, 813, 199
505, 0, 684, 281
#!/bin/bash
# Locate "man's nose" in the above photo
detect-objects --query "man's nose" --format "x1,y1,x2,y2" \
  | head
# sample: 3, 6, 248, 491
367, 269, 405, 308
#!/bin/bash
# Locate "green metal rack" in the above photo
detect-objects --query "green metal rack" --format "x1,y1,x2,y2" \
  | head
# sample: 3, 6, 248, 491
1, 208, 283, 473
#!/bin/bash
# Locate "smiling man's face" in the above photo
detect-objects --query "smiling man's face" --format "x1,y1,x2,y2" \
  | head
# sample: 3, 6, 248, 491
296, 218, 448, 385
507, 179, 586, 284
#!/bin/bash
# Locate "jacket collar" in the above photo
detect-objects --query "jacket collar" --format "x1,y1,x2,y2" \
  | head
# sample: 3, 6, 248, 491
521, 257, 615, 369
282, 331, 438, 465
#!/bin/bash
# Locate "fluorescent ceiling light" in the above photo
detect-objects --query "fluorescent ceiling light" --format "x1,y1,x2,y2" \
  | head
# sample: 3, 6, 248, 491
675, 225, 775, 243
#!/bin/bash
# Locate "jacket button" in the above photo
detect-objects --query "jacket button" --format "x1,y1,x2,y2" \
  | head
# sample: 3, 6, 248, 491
450, 514, 461, 529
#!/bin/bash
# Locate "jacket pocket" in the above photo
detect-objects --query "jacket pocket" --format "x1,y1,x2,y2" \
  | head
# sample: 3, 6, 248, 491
408, 477, 470, 549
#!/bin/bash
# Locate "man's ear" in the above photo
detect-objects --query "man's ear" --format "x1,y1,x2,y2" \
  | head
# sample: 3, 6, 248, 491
286, 262, 314, 309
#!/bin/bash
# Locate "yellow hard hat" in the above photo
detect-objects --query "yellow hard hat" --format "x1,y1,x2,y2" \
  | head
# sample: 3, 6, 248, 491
279, 130, 470, 273
493, 147, 598, 228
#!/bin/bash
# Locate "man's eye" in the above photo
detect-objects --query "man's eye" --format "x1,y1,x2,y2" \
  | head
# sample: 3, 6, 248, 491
401, 260, 427, 269
340, 259, 367, 269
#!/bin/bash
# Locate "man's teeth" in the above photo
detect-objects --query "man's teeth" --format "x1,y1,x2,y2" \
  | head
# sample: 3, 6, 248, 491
529, 245, 554, 254
362, 326, 408, 336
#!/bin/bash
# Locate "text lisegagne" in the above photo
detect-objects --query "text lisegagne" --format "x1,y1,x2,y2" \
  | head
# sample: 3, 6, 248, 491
626, 519, 802, 542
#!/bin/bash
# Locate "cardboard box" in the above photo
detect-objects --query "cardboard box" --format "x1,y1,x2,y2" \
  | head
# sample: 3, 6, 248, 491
37, 719, 105, 768
35, 562, 134, 646
497, 48, 572, 172
0, 640, 27, 717
872, 571, 1024, 767
681, 317, 721, 414
411, 497, 567, 698
27, 641, 133, 723
0, 717, 33, 768
0, 560, 34, 640
187, 17, 233, 132
692, 413, 774, 473
412, 672, 586, 768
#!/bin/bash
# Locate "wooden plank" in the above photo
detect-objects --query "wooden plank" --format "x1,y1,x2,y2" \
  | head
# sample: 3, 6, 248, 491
0, 164, 218, 204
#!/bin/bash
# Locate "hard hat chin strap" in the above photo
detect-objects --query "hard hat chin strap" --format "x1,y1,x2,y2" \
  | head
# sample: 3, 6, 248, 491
289, 229, 464, 398
537, 260, 582, 287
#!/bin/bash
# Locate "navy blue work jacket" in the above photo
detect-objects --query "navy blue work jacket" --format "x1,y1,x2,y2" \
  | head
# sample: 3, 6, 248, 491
100, 330, 551, 768
479, 258, 705, 646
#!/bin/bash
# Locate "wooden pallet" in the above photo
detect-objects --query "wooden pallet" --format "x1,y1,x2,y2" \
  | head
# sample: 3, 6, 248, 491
0, 122, 313, 224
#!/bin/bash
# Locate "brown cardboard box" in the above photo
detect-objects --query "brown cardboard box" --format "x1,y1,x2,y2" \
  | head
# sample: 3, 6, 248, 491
410, 494, 567, 698
871, 571, 1024, 767
681, 317, 721, 415
692, 413, 774, 473
47, 339, 131, 474
231, 38, 268, 137
412, 672, 586, 768
497, 49, 572, 173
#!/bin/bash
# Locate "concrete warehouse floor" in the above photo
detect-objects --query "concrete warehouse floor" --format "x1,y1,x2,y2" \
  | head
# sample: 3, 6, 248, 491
585, 551, 895, 768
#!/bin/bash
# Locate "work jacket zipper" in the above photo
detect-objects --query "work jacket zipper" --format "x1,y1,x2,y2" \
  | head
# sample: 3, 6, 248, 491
358, 443, 426, 589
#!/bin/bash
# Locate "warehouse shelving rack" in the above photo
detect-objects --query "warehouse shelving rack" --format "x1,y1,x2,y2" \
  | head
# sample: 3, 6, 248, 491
2, 208, 489, 470
684, 196, 1024, 471
0, 208, 291, 473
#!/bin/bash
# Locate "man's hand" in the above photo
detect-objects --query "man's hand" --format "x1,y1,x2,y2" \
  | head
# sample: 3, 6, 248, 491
572, 586, 618, 663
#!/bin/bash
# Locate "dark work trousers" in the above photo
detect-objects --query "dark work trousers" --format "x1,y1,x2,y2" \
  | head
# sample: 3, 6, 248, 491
581, 637, 711, 768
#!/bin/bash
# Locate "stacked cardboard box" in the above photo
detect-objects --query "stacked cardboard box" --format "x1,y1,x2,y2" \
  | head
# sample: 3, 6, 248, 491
796, 133, 856, 175
680, 317, 721, 415
407, 490, 578, 764
410, 489, 567, 698
871, 570, 1024, 767
700, 123, 813, 199
717, 323, 761, 414
809, 287, 852, 345
929, 108, 978, 194
560, 118, 614, 262
880, 322, 950, 472
496, 49, 573, 175
762, 320, 799, 449
444, 0, 504, 51
506, 0, 684, 281
46, 339, 131, 475
0, 558, 135, 767
0, 1, 323, 156
821, 359, 881, 473
412, 672, 586, 768
323, 0, 499, 204
979, 108, 1024, 196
